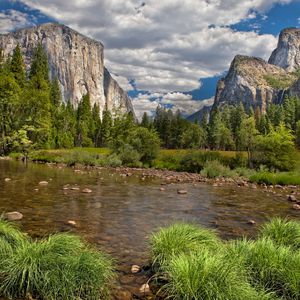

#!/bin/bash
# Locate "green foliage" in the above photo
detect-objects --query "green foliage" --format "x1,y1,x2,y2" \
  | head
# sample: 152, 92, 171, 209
150, 223, 220, 271
151, 219, 300, 300
254, 123, 297, 171
164, 251, 272, 300
249, 171, 300, 185
0, 221, 114, 300
229, 238, 300, 299
10, 44, 26, 87
200, 160, 234, 178
29, 43, 49, 82
264, 73, 296, 89
259, 218, 300, 250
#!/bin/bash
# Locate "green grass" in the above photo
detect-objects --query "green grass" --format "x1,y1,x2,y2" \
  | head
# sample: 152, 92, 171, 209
259, 218, 300, 250
150, 223, 221, 271
0, 220, 114, 300
249, 171, 300, 185
164, 251, 274, 300
150, 219, 300, 300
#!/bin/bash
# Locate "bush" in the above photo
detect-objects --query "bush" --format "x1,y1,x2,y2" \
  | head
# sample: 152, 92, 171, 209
259, 218, 300, 250
200, 160, 234, 178
150, 223, 220, 271
0, 222, 114, 299
164, 251, 273, 300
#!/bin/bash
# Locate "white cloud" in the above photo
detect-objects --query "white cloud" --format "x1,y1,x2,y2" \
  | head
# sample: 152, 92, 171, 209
0, 9, 33, 33
15, 0, 286, 93
132, 92, 214, 120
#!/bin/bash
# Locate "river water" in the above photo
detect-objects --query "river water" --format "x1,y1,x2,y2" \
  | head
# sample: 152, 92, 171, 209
0, 160, 298, 299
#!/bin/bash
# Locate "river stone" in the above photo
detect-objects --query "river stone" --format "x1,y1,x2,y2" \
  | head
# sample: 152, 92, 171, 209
247, 220, 256, 225
177, 189, 187, 195
292, 204, 300, 210
71, 187, 80, 191
287, 195, 297, 202
139, 283, 151, 295
67, 220, 77, 226
131, 265, 141, 274
4, 211, 23, 221
39, 181, 48, 185
4, 178, 11, 182
82, 188, 92, 193
160, 187, 165, 191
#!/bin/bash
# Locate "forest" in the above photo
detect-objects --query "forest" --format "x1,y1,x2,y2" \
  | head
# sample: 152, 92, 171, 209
0, 44, 300, 173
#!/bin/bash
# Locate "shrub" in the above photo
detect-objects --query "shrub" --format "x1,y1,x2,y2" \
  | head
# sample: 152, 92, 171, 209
259, 218, 300, 250
164, 251, 273, 300
249, 171, 300, 185
0, 223, 114, 300
150, 223, 220, 271
200, 160, 234, 178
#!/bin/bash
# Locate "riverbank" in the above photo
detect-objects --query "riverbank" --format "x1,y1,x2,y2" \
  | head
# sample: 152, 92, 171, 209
7, 147, 300, 187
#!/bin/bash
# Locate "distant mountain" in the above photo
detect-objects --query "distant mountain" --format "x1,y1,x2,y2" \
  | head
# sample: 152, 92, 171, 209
186, 97, 214, 122
188, 27, 300, 121
0, 23, 134, 117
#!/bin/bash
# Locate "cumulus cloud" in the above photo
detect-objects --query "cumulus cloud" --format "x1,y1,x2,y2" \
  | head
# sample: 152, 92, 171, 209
16, 0, 286, 93
0, 9, 33, 33
132, 92, 214, 120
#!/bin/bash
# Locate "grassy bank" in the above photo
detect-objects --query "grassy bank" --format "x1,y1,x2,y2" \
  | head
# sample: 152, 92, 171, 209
0, 220, 114, 299
150, 219, 300, 300
9, 148, 300, 185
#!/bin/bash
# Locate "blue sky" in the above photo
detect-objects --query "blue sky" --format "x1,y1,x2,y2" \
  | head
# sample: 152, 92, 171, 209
0, 0, 300, 118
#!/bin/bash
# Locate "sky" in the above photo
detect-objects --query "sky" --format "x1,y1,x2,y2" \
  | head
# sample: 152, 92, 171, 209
0, 0, 300, 119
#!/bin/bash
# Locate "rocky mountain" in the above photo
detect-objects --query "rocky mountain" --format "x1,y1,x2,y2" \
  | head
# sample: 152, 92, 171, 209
211, 27, 300, 114
0, 23, 134, 117
269, 28, 300, 71
187, 27, 300, 120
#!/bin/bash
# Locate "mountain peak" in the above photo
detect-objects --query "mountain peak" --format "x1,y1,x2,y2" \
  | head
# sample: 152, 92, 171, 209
269, 27, 300, 71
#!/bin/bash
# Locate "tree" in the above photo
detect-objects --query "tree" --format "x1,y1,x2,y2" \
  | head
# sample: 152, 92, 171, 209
181, 123, 207, 149
140, 112, 150, 128
11, 125, 34, 161
296, 120, 300, 148
239, 117, 260, 168
10, 44, 26, 87
92, 104, 102, 147
254, 123, 296, 171
29, 43, 49, 82
76, 93, 93, 147
100, 109, 113, 146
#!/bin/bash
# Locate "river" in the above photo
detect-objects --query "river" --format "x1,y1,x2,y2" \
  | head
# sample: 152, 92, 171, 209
0, 159, 298, 299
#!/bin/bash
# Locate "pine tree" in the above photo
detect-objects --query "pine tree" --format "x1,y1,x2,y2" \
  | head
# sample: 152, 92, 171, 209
100, 109, 113, 146
92, 103, 102, 147
29, 43, 49, 82
141, 112, 150, 128
50, 77, 61, 107
10, 44, 26, 87
76, 93, 93, 147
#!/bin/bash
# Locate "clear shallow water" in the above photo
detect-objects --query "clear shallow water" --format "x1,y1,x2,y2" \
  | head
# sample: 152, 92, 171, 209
0, 160, 298, 299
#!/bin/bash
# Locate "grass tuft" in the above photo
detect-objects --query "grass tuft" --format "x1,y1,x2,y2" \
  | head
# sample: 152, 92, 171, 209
150, 223, 220, 271
0, 221, 114, 300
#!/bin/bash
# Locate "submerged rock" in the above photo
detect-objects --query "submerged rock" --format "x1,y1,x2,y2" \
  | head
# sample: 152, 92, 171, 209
139, 283, 151, 295
292, 204, 300, 210
177, 189, 187, 195
4, 178, 11, 182
4, 211, 23, 221
39, 181, 48, 185
131, 265, 141, 274
82, 188, 92, 193
287, 195, 297, 202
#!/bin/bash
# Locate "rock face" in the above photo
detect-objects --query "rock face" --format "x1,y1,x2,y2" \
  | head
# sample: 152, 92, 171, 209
212, 28, 300, 113
0, 23, 134, 117
213, 55, 293, 112
269, 28, 300, 72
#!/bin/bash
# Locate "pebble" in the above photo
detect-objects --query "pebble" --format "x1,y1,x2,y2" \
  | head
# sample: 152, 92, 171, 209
160, 187, 165, 191
67, 220, 77, 226
82, 188, 92, 193
139, 283, 151, 295
287, 195, 297, 202
177, 189, 187, 195
4, 178, 11, 182
247, 220, 256, 225
70, 187, 80, 191
131, 265, 141, 274
292, 204, 300, 210
39, 181, 48, 185
4, 211, 23, 221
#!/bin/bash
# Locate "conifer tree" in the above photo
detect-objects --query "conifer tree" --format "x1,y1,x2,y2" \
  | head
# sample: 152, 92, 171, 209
10, 44, 26, 87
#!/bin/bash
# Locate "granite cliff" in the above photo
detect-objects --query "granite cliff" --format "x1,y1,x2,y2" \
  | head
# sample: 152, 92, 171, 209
0, 23, 134, 117
212, 28, 300, 114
